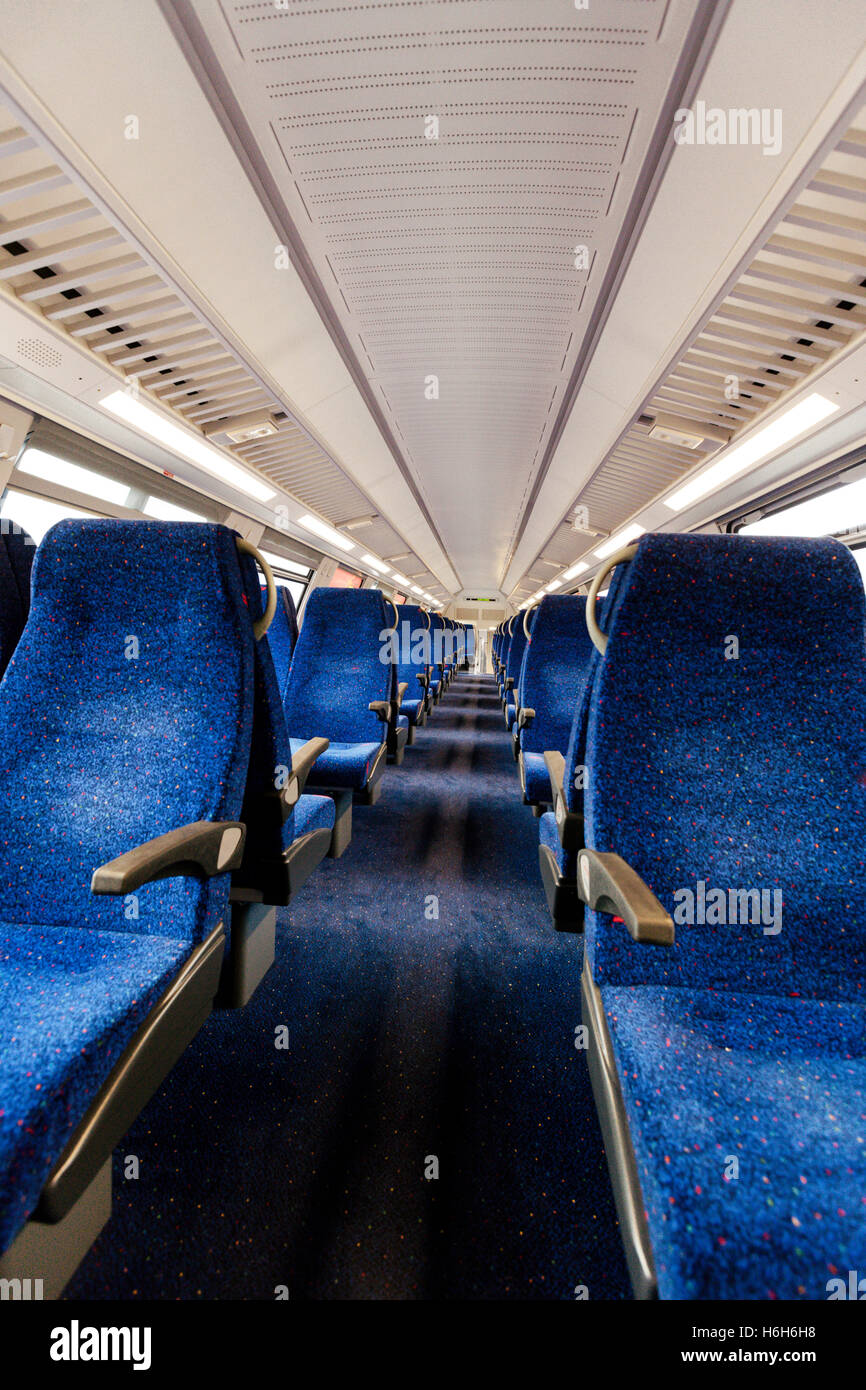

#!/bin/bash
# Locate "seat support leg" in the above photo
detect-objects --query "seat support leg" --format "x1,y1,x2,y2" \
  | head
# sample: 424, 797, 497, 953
329, 790, 353, 857
221, 903, 276, 1008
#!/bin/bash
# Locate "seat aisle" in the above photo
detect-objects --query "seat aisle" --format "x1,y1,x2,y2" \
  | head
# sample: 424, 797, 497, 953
66, 675, 629, 1301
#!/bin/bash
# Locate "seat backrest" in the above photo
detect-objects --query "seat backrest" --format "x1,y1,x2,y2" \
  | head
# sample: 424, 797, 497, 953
429, 611, 447, 675
243, 562, 303, 870
0, 522, 35, 681
505, 617, 528, 693
442, 616, 454, 668
264, 584, 298, 702
584, 533, 866, 1003
499, 617, 515, 679
520, 595, 595, 757
394, 602, 430, 693
283, 586, 391, 744
0, 520, 255, 945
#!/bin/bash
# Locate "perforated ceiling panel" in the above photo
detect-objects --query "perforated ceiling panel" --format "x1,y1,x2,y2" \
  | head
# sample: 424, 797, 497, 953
189, 0, 705, 591
0, 95, 442, 595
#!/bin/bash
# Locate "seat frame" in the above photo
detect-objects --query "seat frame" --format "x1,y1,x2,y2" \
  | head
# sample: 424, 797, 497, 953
0, 921, 226, 1297
581, 962, 661, 1301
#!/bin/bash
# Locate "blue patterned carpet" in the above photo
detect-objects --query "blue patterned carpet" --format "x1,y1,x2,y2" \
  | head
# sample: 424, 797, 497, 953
66, 675, 629, 1300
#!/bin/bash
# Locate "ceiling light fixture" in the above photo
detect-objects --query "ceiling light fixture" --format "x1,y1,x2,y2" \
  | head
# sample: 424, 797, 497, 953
664, 392, 840, 513
562, 560, 590, 581
100, 390, 275, 503
361, 552, 389, 574
297, 512, 356, 552
594, 524, 646, 560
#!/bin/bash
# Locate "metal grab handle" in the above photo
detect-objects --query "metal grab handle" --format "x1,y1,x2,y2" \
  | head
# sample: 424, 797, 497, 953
586, 544, 638, 655
236, 538, 276, 641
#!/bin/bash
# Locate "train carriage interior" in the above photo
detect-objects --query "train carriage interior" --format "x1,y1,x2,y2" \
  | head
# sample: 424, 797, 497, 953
1, 0, 866, 1332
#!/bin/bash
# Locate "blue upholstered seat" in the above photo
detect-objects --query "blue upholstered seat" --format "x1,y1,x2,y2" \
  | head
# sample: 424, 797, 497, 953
580, 532, 866, 1299
0, 521, 35, 682
429, 612, 447, 700
393, 603, 431, 725
518, 595, 594, 806
234, 558, 337, 896
283, 587, 391, 793
292, 793, 336, 838
263, 584, 298, 703
497, 620, 514, 695
600, 983, 866, 1299
503, 620, 528, 726
0, 924, 190, 1253
0, 519, 256, 1257
288, 735, 383, 789
521, 750, 549, 803
537, 574, 631, 883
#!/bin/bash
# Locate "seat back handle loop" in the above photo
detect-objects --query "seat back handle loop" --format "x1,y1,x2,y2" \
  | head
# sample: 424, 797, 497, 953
523, 596, 542, 641
236, 538, 276, 641
586, 544, 638, 655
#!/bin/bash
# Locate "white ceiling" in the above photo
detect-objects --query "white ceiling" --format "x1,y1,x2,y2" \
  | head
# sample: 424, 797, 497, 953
0, 0, 865, 599
177, 0, 707, 593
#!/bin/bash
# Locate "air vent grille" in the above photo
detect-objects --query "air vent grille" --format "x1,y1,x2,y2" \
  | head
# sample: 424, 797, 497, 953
517, 101, 866, 589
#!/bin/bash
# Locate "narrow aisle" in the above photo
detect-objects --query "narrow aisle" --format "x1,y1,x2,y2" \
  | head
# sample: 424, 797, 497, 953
67, 675, 629, 1301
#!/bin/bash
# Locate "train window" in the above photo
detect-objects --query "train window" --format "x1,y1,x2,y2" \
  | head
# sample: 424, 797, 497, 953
277, 577, 307, 609
142, 496, 207, 523
259, 549, 313, 609
330, 565, 363, 589
15, 447, 130, 506
738, 474, 866, 541
0, 488, 96, 542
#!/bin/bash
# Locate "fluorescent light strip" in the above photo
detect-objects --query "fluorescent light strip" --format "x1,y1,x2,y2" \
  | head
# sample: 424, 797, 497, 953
545, 578, 562, 592
100, 390, 275, 503
297, 512, 355, 552
664, 392, 839, 513
361, 551, 389, 574
390, 571, 410, 586
594, 524, 646, 560
562, 560, 589, 582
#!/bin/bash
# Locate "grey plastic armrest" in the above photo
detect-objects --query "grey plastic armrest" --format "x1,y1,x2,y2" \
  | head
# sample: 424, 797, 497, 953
283, 736, 330, 812
577, 850, 675, 945
369, 700, 392, 723
518, 706, 535, 730
544, 750, 584, 852
396, 681, 409, 708
505, 676, 515, 690
417, 672, 429, 689
91, 821, 246, 895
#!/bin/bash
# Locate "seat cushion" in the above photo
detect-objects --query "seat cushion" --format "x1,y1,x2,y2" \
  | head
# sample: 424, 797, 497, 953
290, 737, 382, 790
402, 697, 424, 723
292, 793, 336, 839
505, 700, 516, 729
0, 924, 191, 1253
522, 750, 550, 804
601, 983, 866, 1300
396, 714, 409, 731
538, 809, 576, 878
